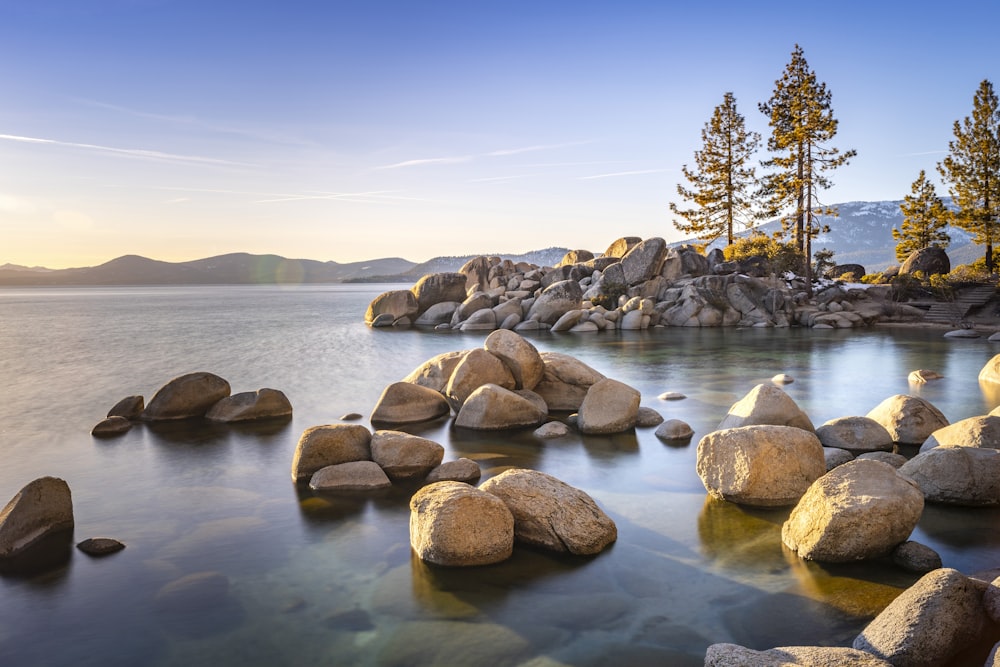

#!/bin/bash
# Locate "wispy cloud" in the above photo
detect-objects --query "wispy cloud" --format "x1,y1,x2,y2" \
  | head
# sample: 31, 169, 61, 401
374, 156, 472, 170
486, 140, 593, 157
898, 150, 947, 157
253, 190, 432, 204
0, 133, 255, 167
467, 174, 535, 183
578, 168, 668, 180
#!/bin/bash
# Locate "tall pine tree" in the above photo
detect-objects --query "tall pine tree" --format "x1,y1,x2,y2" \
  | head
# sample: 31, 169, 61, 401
892, 170, 952, 263
670, 92, 763, 245
937, 79, 1000, 272
759, 45, 856, 289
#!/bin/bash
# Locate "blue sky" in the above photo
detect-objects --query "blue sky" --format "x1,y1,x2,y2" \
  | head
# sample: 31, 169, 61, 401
2, 0, 997, 268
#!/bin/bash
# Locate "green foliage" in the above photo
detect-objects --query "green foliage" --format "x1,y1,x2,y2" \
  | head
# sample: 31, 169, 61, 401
893, 170, 953, 262
592, 280, 627, 310
813, 248, 835, 277
928, 273, 954, 300
723, 233, 804, 274
937, 79, 1000, 271
670, 92, 764, 245
860, 273, 885, 284
947, 258, 995, 284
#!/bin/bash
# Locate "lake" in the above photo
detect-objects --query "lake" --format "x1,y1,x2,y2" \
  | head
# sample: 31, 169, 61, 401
1, 284, 998, 666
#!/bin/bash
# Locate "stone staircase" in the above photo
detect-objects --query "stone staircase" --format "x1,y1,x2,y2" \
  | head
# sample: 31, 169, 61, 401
924, 283, 997, 324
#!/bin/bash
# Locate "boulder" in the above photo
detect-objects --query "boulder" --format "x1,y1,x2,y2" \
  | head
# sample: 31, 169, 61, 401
444, 349, 515, 412
602, 236, 642, 259
107, 395, 144, 419
697, 425, 826, 507
370, 430, 445, 481
857, 451, 908, 468
370, 382, 451, 425
402, 350, 471, 393
533, 421, 571, 439
479, 468, 616, 555
620, 237, 668, 285
892, 541, 943, 573
827, 263, 866, 280
716, 384, 815, 432
865, 394, 949, 445
0, 477, 74, 558
290, 424, 372, 482
409, 481, 514, 567
898, 446, 1000, 505
525, 280, 584, 324
705, 643, 892, 667
532, 351, 605, 411
309, 461, 392, 493
908, 369, 943, 384
654, 419, 693, 441
815, 416, 894, 454
824, 447, 854, 470
205, 388, 292, 422
458, 308, 497, 332
76, 537, 125, 557
365, 290, 419, 326
454, 384, 547, 430
141, 372, 231, 421
459, 256, 493, 294
577, 378, 641, 434
635, 406, 664, 427
414, 301, 460, 327
853, 568, 985, 666
987, 576, 1000, 624
91, 416, 132, 437
425, 458, 481, 484
556, 249, 594, 266
983, 354, 1000, 384
410, 272, 468, 312
920, 415, 1000, 451
781, 459, 924, 562
550, 309, 585, 332
899, 246, 950, 277
483, 329, 544, 390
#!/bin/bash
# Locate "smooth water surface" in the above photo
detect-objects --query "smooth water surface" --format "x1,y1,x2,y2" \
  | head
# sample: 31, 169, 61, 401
1, 285, 998, 666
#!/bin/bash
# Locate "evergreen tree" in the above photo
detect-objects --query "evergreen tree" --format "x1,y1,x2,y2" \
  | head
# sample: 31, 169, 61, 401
937, 79, 1000, 272
892, 170, 952, 263
670, 92, 763, 245
759, 45, 856, 289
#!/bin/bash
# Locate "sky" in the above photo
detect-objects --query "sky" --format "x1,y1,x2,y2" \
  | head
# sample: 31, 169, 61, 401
2, 0, 999, 269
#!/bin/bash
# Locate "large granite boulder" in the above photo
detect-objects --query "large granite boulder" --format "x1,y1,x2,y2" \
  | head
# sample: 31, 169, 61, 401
444, 349, 515, 412
782, 459, 924, 562
899, 246, 950, 277
454, 384, 547, 430
402, 350, 471, 393
370, 382, 451, 425
365, 290, 419, 326
827, 263, 867, 280
0, 477, 74, 559
705, 643, 892, 666
853, 568, 985, 666
370, 430, 444, 481
865, 394, 949, 445
479, 468, 616, 555
291, 424, 372, 482
816, 416, 894, 454
525, 280, 583, 324
410, 272, 468, 313
409, 481, 514, 567
454, 292, 494, 324
577, 378, 641, 434
899, 446, 1000, 505
696, 425, 826, 507
425, 459, 481, 485
532, 351, 605, 411
602, 236, 641, 259
205, 388, 292, 422
141, 372, 231, 421
920, 415, 1000, 451
459, 256, 493, 294
556, 249, 594, 266
483, 329, 544, 390
309, 461, 392, 493
621, 237, 668, 285
981, 354, 1000, 385
716, 384, 815, 432
413, 301, 460, 327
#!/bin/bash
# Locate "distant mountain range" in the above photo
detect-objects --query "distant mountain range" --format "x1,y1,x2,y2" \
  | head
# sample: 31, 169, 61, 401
0, 200, 983, 286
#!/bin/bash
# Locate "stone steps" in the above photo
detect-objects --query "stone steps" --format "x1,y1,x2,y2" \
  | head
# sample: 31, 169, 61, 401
923, 283, 996, 324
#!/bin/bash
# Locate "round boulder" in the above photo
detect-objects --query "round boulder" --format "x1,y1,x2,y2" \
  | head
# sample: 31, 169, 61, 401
411, 272, 468, 313
444, 349, 515, 412
0, 477, 74, 559
920, 415, 1000, 451
865, 394, 949, 445
107, 395, 144, 419
205, 388, 292, 422
577, 378, 641, 434
370, 382, 451, 425
816, 416, 894, 454
402, 350, 471, 393
782, 459, 924, 562
425, 459, 482, 485
365, 290, 419, 326
370, 430, 445, 481
899, 246, 950, 277
91, 416, 132, 438
716, 384, 815, 432
409, 481, 514, 567
898, 446, 1000, 505
525, 280, 584, 325
981, 354, 1000, 385
309, 461, 392, 493
483, 329, 544, 390
141, 372, 231, 421
706, 644, 892, 667
454, 384, 547, 430
532, 351, 605, 411
655, 419, 694, 441
291, 424, 372, 482
77, 537, 126, 557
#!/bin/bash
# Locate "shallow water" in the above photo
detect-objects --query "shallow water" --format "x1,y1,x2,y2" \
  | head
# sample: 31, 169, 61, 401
0, 285, 998, 666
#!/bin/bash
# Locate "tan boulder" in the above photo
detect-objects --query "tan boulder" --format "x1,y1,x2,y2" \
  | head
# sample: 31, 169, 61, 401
0, 477, 74, 558
853, 568, 985, 666
697, 425, 825, 507
899, 446, 1000, 505
602, 236, 642, 259
483, 329, 544, 390
908, 369, 943, 384
979, 354, 1000, 384
532, 351, 605, 411
410, 272, 467, 312
309, 461, 392, 493
454, 384, 547, 430
370, 430, 444, 481
866, 394, 949, 444
479, 468, 616, 555
920, 415, 1000, 451
815, 416, 894, 453
402, 350, 471, 393
705, 643, 892, 666
365, 290, 418, 326
444, 349, 515, 412
525, 280, 583, 324
291, 424, 371, 482
621, 237, 668, 285
413, 301, 460, 326
782, 459, 924, 562
370, 381, 451, 425
409, 481, 514, 566
205, 388, 292, 422
141, 372, 231, 421
716, 384, 814, 432
577, 378, 641, 434
425, 458, 481, 484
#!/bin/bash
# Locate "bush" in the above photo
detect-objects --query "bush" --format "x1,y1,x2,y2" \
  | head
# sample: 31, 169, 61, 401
947, 259, 996, 284
724, 234, 805, 274
592, 280, 627, 310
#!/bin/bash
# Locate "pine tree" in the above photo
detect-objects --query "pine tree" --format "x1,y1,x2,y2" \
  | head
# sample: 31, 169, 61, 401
670, 92, 763, 245
937, 79, 1000, 272
892, 170, 952, 263
759, 45, 856, 290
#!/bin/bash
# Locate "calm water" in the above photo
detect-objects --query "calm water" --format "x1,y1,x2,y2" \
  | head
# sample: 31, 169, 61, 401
1, 284, 999, 666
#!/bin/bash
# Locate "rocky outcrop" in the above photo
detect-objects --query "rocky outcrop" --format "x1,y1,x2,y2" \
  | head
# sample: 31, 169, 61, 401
696, 425, 826, 507
853, 568, 985, 666
479, 468, 616, 555
577, 378, 641, 434
716, 384, 815, 432
205, 388, 292, 422
0, 477, 74, 559
409, 481, 514, 567
370, 430, 445, 481
865, 394, 949, 445
815, 416, 894, 453
898, 446, 1000, 505
291, 424, 372, 482
370, 382, 451, 425
141, 372, 231, 421
781, 459, 924, 562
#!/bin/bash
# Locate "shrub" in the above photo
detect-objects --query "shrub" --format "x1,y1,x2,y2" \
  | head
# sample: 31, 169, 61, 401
724, 234, 805, 274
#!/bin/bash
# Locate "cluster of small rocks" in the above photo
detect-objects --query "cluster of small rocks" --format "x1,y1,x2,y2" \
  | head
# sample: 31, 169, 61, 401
366, 236, 897, 332
91, 371, 293, 437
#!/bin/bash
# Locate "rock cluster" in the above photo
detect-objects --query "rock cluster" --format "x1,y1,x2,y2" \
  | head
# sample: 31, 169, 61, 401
366, 237, 892, 331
